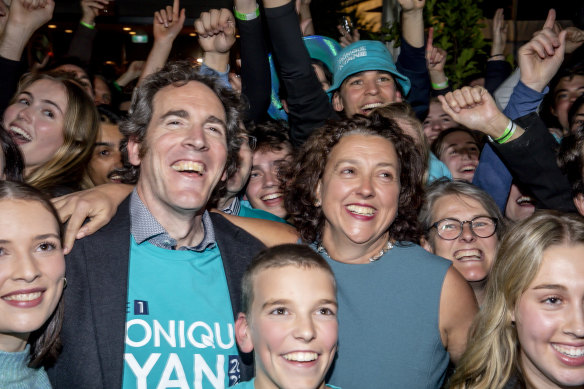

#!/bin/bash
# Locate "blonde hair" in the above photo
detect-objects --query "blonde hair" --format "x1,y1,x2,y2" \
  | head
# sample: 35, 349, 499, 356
449, 211, 584, 389
11, 72, 99, 194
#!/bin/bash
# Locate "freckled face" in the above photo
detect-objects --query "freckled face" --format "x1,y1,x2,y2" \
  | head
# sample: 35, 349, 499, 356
514, 244, 584, 388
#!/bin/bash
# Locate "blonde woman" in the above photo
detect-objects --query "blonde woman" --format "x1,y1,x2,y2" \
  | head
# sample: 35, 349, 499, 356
3, 72, 99, 196
450, 211, 584, 389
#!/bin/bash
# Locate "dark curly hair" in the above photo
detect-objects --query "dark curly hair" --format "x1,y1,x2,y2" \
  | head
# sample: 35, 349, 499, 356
283, 113, 426, 244
558, 126, 584, 198
118, 61, 245, 200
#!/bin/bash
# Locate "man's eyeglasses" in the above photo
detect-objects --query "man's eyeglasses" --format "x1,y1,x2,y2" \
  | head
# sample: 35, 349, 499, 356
428, 216, 498, 240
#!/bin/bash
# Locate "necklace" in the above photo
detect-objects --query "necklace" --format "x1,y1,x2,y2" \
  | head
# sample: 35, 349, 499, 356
317, 240, 394, 263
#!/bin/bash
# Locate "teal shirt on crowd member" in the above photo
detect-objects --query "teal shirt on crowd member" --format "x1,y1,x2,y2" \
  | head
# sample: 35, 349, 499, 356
0, 346, 52, 389
122, 239, 241, 388
233, 378, 341, 389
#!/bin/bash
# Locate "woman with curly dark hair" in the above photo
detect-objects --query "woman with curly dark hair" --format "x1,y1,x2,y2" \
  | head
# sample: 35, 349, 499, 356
282, 113, 478, 389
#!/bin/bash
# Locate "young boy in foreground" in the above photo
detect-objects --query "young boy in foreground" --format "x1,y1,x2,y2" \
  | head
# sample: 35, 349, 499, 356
234, 244, 341, 389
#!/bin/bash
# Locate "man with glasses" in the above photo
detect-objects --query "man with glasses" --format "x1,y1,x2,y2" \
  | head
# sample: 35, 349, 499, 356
419, 179, 507, 305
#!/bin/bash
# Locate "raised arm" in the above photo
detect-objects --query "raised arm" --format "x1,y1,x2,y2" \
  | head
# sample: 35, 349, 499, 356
66, 0, 109, 63
0, 0, 54, 61
138, 0, 185, 85
484, 8, 512, 94
426, 27, 450, 96
194, 7, 235, 88
440, 85, 576, 212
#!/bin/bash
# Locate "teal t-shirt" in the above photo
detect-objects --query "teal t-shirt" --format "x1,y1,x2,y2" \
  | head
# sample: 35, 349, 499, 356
122, 237, 241, 388
232, 378, 341, 389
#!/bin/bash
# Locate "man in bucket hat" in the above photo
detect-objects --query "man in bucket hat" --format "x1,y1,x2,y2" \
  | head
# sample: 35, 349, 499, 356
329, 40, 412, 117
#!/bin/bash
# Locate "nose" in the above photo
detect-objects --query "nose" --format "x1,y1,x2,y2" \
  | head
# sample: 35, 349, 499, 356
293, 314, 317, 343
13, 253, 41, 283
16, 106, 33, 122
364, 78, 380, 95
182, 126, 208, 151
563, 304, 584, 338
459, 222, 476, 242
357, 175, 374, 198
263, 167, 278, 188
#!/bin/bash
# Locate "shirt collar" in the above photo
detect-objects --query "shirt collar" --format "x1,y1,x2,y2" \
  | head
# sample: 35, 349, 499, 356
129, 189, 216, 251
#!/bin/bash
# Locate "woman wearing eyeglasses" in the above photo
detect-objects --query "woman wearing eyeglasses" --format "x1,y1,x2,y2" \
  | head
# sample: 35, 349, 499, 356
419, 179, 507, 305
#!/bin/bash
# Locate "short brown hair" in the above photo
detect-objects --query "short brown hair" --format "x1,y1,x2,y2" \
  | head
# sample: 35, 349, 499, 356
241, 244, 335, 316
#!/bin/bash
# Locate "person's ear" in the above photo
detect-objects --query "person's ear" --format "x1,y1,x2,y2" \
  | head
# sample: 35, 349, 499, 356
421, 236, 434, 253
332, 92, 344, 112
395, 90, 403, 103
235, 313, 254, 353
574, 194, 584, 216
127, 137, 142, 167
314, 180, 322, 207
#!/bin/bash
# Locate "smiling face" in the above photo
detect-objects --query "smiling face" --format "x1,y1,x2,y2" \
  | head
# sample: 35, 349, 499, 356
318, 134, 400, 261
332, 71, 401, 117
505, 183, 536, 222
127, 81, 228, 220
87, 122, 124, 186
245, 147, 292, 219
514, 243, 584, 388
425, 194, 498, 284
0, 199, 64, 352
423, 100, 457, 143
552, 75, 584, 131
437, 130, 480, 182
3, 79, 68, 173
236, 265, 338, 389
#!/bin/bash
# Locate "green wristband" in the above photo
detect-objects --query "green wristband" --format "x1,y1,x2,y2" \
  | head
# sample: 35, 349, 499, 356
80, 21, 95, 30
234, 4, 260, 21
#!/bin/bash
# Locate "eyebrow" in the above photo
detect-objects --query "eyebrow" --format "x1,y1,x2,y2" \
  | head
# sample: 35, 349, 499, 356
333, 159, 397, 169
261, 298, 338, 309
447, 141, 478, 148
0, 233, 60, 244
21, 91, 64, 115
95, 142, 114, 147
532, 284, 566, 291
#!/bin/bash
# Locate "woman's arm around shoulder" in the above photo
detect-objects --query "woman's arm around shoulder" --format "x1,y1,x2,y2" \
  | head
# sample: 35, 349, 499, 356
213, 211, 299, 247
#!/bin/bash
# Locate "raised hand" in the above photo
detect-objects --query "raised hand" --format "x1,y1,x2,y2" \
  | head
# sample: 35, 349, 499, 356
194, 8, 236, 54
426, 27, 447, 73
398, 0, 425, 13
564, 26, 584, 54
153, 0, 186, 44
490, 8, 508, 58
438, 86, 515, 139
518, 9, 567, 92
337, 24, 360, 48
80, 0, 109, 26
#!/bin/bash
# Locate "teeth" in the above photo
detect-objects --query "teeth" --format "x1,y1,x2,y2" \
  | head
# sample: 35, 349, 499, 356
261, 193, 283, 201
553, 344, 584, 358
453, 249, 481, 260
517, 196, 533, 205
346, 204, 375, 216
283, 352, 318, 362
3, 292, 42, 301
461, 166, 475, 172
9, 126, 32, 141
171, 161, 204, 174
361, 103, 383, 111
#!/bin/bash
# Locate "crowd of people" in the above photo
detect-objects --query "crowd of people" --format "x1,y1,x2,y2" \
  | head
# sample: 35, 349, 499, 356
1, 0, 584, 388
